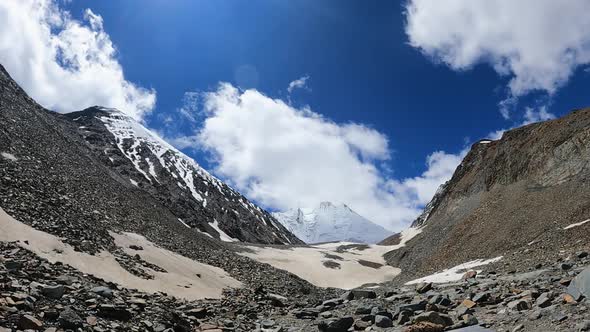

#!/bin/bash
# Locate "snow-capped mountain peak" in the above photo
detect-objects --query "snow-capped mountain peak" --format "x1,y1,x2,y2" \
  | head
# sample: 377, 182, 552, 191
66, 107, 302, 245
273, 202, 393, 244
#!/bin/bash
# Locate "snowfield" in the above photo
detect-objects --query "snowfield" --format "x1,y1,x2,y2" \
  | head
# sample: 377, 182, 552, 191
239, 226, 422, 289
0, 208, 241, 300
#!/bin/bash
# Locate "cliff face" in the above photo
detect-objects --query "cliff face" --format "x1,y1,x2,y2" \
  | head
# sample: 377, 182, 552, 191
387, 108, 590, 280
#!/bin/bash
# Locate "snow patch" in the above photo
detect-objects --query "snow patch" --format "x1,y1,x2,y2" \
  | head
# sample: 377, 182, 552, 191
239, 242, 400, 289
1, 152, 17, 161
129, 179, 138, 187
405, 256, 503, 285
210, 219, 238, 242
177, 218, 191, 229
564, 219, 590, 230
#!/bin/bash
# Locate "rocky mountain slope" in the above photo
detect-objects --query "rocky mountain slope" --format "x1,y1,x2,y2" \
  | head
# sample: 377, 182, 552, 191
273, 202, 393, 244
0, 63, 324, 300
3, 60, 590, 330
64, 106, 300, 245
385, 109, 590, 282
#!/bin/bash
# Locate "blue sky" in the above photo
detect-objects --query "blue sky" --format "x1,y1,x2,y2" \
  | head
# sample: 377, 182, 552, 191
3, 0, 590, 230
60, 0, 590, 176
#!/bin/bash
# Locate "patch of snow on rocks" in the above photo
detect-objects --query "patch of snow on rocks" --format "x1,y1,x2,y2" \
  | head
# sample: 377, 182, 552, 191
405, 256, 503, 285
210, 219, 238, 242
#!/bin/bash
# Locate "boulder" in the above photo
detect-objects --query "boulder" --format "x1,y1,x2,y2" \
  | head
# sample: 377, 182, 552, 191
18, 314, 43, 330
91, 286, 114, 298
375, 315, 393, 328
349, 289, 377, 300
413, 311, 453, 327
41, 284, 65, 299
416, 282, 433, 294
567, 267, 590, 301
58, 307, 83, 329
317, 316, 354, 332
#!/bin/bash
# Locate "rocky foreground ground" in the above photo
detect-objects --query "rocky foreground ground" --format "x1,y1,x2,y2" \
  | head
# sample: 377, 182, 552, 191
3, 240, 590, 331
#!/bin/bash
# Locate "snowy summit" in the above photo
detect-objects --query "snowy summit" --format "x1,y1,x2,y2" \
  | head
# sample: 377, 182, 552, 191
273, 202, 393, 244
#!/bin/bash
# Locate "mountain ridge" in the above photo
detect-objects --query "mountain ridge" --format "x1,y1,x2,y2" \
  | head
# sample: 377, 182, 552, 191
64, 106, 301, 245
384, 108, 590, 282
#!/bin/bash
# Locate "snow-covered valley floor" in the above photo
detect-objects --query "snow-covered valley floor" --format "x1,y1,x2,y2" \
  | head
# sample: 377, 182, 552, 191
238, 227, 423, 289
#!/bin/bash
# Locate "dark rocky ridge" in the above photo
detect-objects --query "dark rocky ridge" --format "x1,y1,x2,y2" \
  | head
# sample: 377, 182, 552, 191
386, 109, 590, 282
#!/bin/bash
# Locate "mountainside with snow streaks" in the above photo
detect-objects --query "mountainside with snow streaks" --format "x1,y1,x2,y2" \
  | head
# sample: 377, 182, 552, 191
65, 107, 301, 245
273, 202, 392, 244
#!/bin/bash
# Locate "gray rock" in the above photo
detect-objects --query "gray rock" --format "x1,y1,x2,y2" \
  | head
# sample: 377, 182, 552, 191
185, 307, 207, 318
397, 310, 412, 324
536, 292, 553, 308
462, 314, 478, 326
322, 298, 342, 308
320, 311, 333, 318
568, 267, 590, 300
268, 293, 288, 307
261, 319, 275, 328
293, 308, 320, 319
354, 305, 372, 315
58, 307, 83, 329
529, 310, 542, 320
472, 292, 489, 303
349, 289, 377, 299
416, 282, 433, 294
512, 324, 524, 332
374, 315, 393, 328
91, 286, 113, 298
507, 299, 530, 311
577, 320, 590, 331
317, 316, 354, 332
18, 314, 43, 330
41, 284, 64, 299
413, 311, 453, 327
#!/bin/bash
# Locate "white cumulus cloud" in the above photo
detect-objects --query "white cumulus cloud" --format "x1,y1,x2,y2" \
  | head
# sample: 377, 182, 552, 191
405, 0, 590, 117
187, 83, 463, 231
0, 0, 155, 120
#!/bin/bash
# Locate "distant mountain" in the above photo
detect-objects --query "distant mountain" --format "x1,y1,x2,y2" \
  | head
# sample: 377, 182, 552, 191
273, 202, 392, 244
64, 107, 301, 245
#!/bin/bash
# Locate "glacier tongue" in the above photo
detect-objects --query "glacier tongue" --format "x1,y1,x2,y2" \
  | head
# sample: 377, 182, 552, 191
273, 202, 393, 244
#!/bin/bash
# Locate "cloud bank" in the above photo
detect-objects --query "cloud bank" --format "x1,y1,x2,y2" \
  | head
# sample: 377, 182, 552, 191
405, 0, 590, 118
0, 0, 155, 119
189, 83, 463, 231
